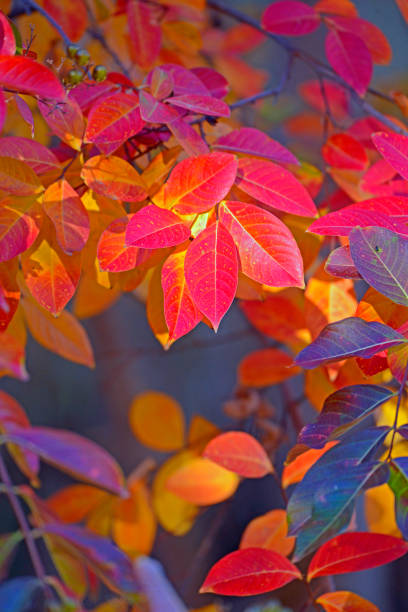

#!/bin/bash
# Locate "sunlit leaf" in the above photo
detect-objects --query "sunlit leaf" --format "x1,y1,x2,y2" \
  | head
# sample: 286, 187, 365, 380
316, 590, 380, 612
0, 137, 60, 174
200, 547, 301, 595
0, 56, 65, 100
38, 98, 84, 151
125, 204, 190, 249
203, 431, 273, 478
307, 531, 408, 579
81, 155, 147, 202
184, 221, 238, 331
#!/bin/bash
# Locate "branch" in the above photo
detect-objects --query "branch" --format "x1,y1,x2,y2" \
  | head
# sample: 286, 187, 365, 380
0, 452, 51, 598
208, 0, 408, 136
21, 0, 73, 47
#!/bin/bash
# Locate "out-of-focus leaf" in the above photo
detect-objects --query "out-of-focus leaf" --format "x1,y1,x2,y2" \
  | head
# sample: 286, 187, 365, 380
295, 317, 407, 369
389, 457, 408, 539
349, 226, 408, 306
0, 577, 45, 612
112, 480, 156, 557
129, 390, 185, 451
237, 348, 300, 387
299, 385, 394, 448
200, 548, 301, 595
262, 1, 320, 36
6, 426, 126, 496
203, 431, 273, 478
165, 456, 239, 505
127, 0, 161, 70
42, 523, 138, 596
323, 133, 368, 170
240, 509, 295, 557
316, 590, 380, 612
325, 28, 372, 96
328, 16, 392, 65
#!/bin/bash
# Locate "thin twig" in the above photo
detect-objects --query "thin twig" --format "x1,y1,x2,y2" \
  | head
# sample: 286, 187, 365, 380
0, 452, 51, 598
21, 0, 73, 47
387, 361, 408, 460
208, 0, 408, 136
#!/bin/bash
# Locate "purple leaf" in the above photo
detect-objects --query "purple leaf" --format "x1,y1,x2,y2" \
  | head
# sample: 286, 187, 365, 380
299, 384, 394, 448
42, 523, 138, 595
295, 317, 407, 369
325, 245, 362, 279
7, 427, 126, 496
349, 226, 408, 307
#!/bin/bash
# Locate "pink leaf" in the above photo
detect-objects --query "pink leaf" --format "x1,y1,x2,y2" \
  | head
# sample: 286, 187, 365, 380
184, 222, 238, 331
325, 29, 372, 96
215, 127, 298, 165
125, 204, 190, 249
0, 56, 66, 100
236, 158, 317, 217
262, 1, 320, 36
219, 201, 304, 288
372, 132, 408, 181
167, 94, 230, 118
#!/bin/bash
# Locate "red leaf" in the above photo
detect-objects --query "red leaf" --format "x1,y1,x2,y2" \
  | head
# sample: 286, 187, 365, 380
203, 431, 273, 478
219, 201, 304, 288
191, 67, 229, 99
262, 1, 320, 36
0, 262, 19, 332
0, 56, 65, 100
43, 180, 90, 253
200, 547, 301, 595
163, 152, 237, 215
238, 348, 300, 387
236, 158, 317, 217
38, 98, 84, 151
127, 0, 161, 70
325, 29, 372, 96
0, 89, 5, 132
0, 12, 16, 55
328, 16, 392, 65
299, 79, 349, 121
125, 204, 190, 249
322, 133, 368, 170
85, 92, 144, 155
0, 137, 59, 174
43, 0, 88, 42
7, 426, 126, 496
307, 532, 408, 580
372, 131, 408, 181
167, 94, 230, 118
97, 215, 143, 272
214, 127, 298, 165
161, 250, 202, 343
184, 221, 238, 331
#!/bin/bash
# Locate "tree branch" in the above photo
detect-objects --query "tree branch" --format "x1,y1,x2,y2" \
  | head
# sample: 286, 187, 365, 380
21, 0, 73, 47
208, 0, 408, 136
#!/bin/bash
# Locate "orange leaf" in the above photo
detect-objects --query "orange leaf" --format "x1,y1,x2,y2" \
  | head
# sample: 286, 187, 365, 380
112, 480, 156, 557
0, 157, 42, 196
240, 509, 295, 557
21, 237, 81, 315
21, 296, 94, 368
43, 180, 90, 254
0, 196, 41, 262
203, 431, 273, 478
316, 591, 380, 612
238, 348, 300, 387
129, 390, 185, 451
81, 155, 147, 202
165, 456, 239, 505
38, 98, 85, 151
46, 484, 110, 523
282, 441, 338, 488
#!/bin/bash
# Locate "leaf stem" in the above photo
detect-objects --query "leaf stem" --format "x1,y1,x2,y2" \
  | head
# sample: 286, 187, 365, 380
0, 451, 51, 597
387, 360, 408, 460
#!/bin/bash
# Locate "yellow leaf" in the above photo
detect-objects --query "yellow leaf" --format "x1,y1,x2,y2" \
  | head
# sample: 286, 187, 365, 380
112, 480, 156, 557
129, 390, 185, 451
240, 509, 295, 556
152, 450, 199, 535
